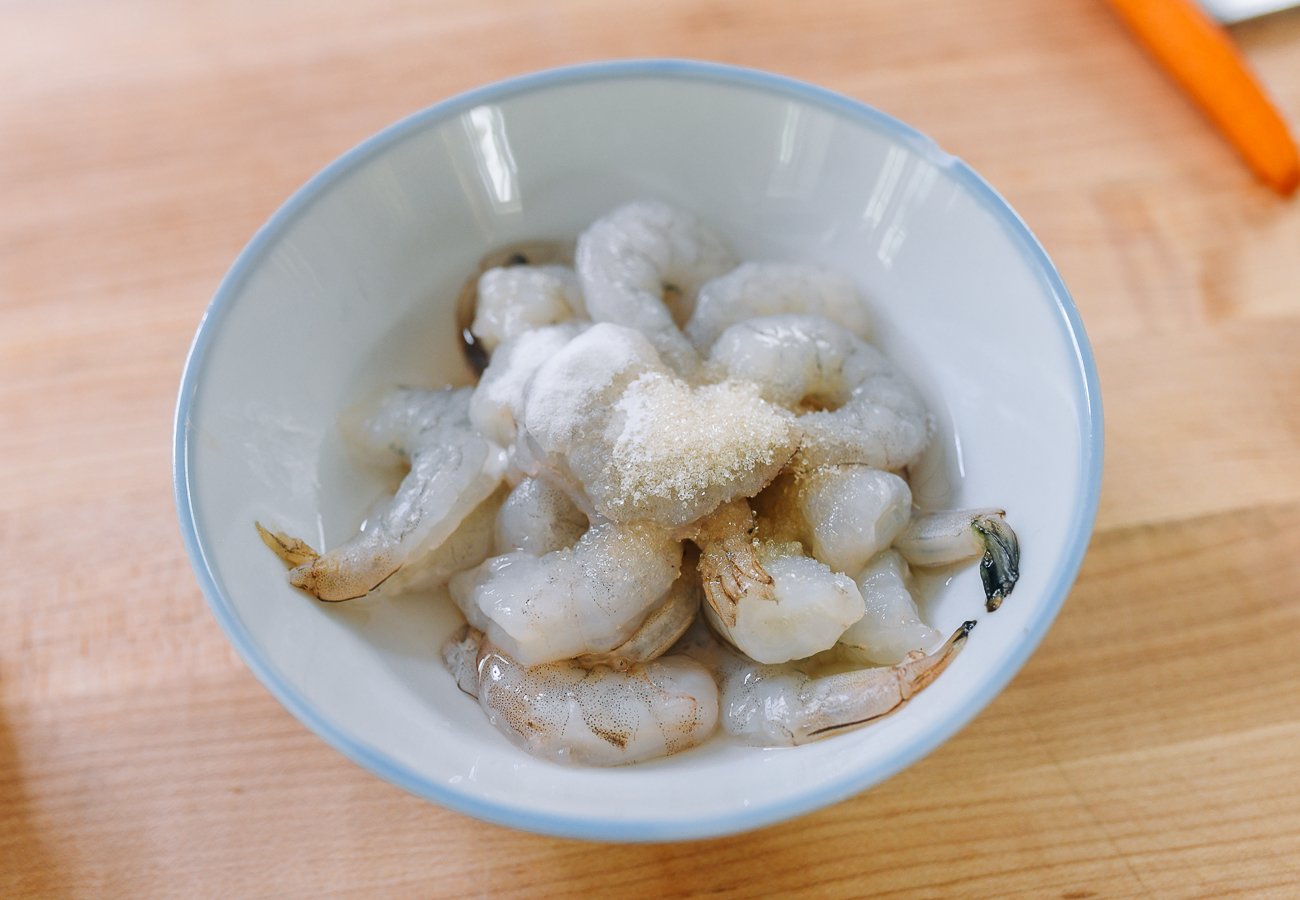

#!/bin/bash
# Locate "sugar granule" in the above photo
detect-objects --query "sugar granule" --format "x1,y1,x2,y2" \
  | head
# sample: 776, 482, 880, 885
607, 373, 793, 507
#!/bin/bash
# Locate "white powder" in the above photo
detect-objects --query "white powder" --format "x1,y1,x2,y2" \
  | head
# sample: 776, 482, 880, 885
468, 323, 584, 446
607, 372, 795, 510
523, 323, 661, 449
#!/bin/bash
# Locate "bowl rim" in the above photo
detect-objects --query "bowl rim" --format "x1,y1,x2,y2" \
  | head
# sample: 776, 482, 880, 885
173, 57, 1104, 842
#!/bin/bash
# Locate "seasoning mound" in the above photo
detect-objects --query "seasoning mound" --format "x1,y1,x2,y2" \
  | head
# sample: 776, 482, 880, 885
607, 373, 796, 515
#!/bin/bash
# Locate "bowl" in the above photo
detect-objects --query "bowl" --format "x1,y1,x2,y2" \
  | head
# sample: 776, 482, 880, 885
174, 59, 1102, 841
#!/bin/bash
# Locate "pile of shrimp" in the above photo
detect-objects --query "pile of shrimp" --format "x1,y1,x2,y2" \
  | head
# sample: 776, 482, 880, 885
258, 201, 1020, 767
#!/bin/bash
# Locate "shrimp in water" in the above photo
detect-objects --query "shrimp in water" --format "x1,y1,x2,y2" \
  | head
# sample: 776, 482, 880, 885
258, 387, 507, 601
693, 500, 864, 665
444, 626, 718, 766
456, 240, 574, 375
685, 262, 873, 352
894, 508, 1021, 611
448, 519, 683, 666
755, 465, 913, 577
679, 618, 974, 746
833, 549, 940, 666
709, 314, 931, 471
519, 323, 798, 527
576, 200, 737, 374
471, 265, 586, 354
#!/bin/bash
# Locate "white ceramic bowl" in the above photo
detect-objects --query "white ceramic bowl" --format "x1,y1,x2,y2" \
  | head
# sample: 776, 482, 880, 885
175, 60, 1102, 841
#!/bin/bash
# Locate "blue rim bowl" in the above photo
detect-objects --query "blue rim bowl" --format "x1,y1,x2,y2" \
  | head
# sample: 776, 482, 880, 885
175, 58, 1103, 842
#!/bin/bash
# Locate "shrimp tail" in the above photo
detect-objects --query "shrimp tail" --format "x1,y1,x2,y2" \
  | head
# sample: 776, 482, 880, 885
798, 620, 975, 743
254, 517, 374, 600
256, 521, 386, 602
895, 619, 976, 693
255, 522, 319, 567
972, 514, 1019, 611
894, 508, 1020, 612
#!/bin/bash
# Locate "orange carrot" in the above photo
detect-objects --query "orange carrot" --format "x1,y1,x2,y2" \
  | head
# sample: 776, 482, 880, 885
1105, 0, 1300, 196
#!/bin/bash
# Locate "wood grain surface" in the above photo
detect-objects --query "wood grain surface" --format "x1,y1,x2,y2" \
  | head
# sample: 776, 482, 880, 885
4, 0, 1300, 896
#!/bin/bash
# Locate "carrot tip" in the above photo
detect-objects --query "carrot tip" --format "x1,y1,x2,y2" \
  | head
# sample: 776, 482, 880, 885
1269, 166, 1300, 197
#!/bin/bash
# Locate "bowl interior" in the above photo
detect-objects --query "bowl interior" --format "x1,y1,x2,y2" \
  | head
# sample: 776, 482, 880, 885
178, 62, 1099, 841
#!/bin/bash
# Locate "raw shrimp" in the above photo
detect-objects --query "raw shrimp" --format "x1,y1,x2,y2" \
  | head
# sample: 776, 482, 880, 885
512, 322, 661, 515
258, 387, 507, 601
685, 262, 873, 352
443, 625, 718, 766
448, 520, 683, 666
679, 618, 975, 746
894, 508, 1021, 611
695, 504, 864, 664
833, 549, 941, 666
754, 465, 912, 576
456, 240, 574, 375
576, 558, 702, 671
692, 498, 773, 627
470, 265, 586, 353
575, 200, 737, 374
377, 484, 507, 597
519, 323, 798, 527
709, 314, 931, 471
468, 322, 586, 448
493, 476, 588, 556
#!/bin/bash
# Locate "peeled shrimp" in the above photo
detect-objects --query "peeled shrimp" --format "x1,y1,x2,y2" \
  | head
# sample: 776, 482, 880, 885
894, 508, 1021, 611
754, 465, 912, 577
258, 387, 507, 601
685, 262, 873, 352
576, 558, 702, 671
377, 484, 508, 597
448, 520, 683, 666
679, 618, 975, 746
519, 323, 798, 527
455, 240, 574, 375
517, 323, 662, 478
470, 265, 586, 353
576, 200, 737, 374
833, 549, 940, 666
493, 476, 588, 556
695, 503, 864, 664
468, 322, 586, 448
444, 625, 718, 766
709, 314, 931, 471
